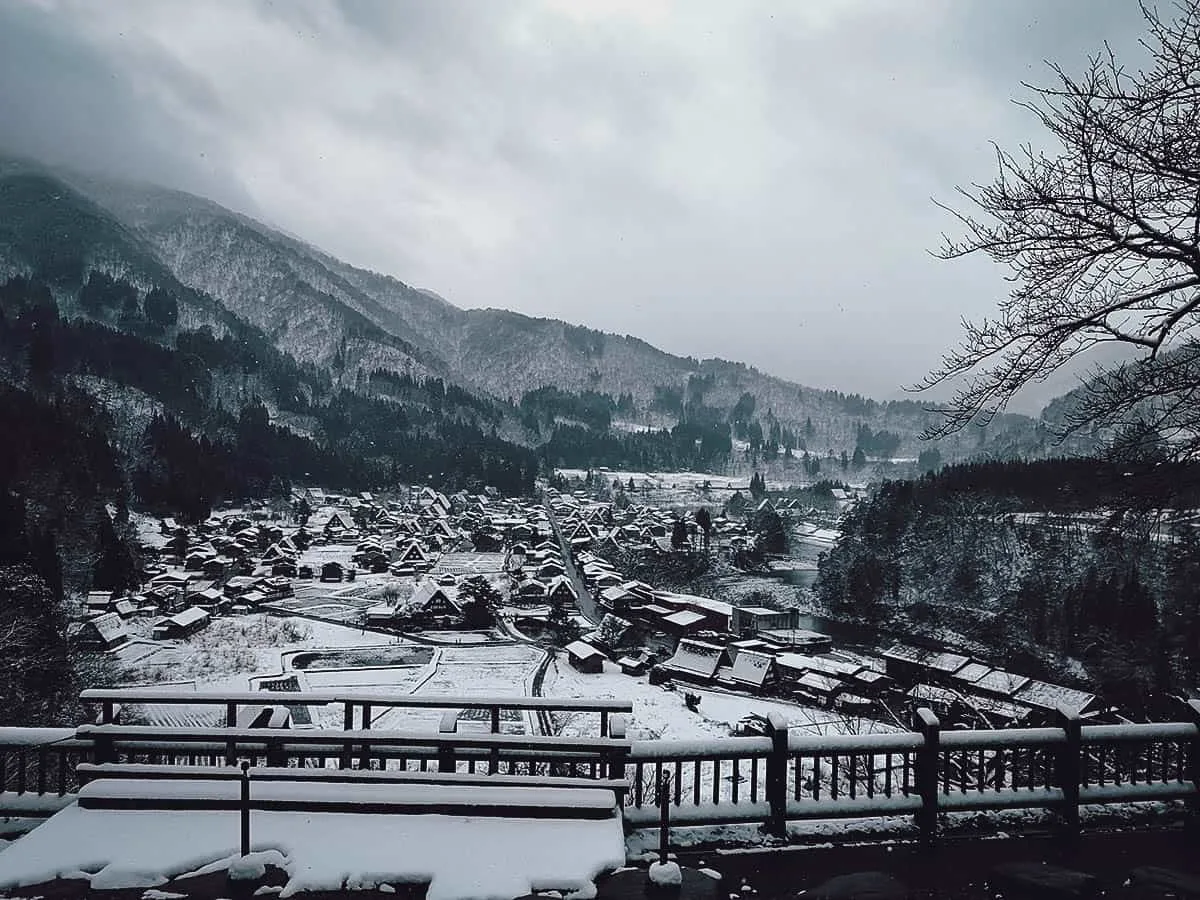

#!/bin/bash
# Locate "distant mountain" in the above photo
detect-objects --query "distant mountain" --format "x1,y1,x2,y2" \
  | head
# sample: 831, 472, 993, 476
0, 151, 1089, 468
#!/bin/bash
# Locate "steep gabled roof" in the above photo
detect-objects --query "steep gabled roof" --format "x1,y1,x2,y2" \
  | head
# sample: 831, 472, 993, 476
664, 639, 727, 679
730, 650, 775, 687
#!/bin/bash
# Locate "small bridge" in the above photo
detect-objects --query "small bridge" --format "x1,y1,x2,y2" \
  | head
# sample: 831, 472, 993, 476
2, 690, 1199, 845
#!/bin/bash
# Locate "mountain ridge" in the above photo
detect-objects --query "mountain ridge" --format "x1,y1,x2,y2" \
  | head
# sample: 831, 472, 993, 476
0, 150, 1081, 463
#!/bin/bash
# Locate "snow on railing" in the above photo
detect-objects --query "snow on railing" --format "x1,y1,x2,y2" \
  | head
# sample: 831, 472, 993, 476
0, 728, 89, 799
4, 696, 1200, 843
623, 703, 1200, 840
78, 688, 631, 737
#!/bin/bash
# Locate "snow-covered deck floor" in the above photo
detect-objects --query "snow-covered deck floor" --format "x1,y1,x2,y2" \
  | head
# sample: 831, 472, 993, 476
0, 801, 626, 900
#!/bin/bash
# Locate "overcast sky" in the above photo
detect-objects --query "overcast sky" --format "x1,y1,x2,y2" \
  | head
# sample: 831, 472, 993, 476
0, 1, 1151, 405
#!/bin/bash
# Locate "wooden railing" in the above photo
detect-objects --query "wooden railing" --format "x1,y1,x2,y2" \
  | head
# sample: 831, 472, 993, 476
0, 728, 89, 807
3, 693, 1200, 846
75, 722, 631, 782
78, 688, 632, 736
623, 703, 1200, 841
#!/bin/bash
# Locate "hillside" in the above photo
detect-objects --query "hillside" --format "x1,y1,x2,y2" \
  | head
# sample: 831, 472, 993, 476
43, 158, 1053, 460
0, 151, 1105, 476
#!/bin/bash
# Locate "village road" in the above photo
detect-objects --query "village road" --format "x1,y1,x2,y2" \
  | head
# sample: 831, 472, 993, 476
543, 499, 601, 625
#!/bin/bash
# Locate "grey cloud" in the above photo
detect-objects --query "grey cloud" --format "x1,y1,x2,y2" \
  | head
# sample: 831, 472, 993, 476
0, 0, 1156, 404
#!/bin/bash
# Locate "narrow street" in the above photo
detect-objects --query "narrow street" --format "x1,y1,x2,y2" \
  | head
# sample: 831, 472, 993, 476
543, 498, 601, 625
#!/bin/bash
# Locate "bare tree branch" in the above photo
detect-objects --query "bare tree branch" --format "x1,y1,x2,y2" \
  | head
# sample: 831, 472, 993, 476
918, 1, 1200, 457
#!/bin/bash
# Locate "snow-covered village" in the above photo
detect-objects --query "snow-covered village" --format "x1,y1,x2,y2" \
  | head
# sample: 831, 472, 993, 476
9, 1, 1200, 897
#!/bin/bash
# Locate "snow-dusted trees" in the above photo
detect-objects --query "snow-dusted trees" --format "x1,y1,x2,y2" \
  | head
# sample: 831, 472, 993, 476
923, 1, 1200, 458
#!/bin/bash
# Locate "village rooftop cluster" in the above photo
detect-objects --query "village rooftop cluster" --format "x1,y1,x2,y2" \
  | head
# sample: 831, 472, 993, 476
72, 478, 1100, 734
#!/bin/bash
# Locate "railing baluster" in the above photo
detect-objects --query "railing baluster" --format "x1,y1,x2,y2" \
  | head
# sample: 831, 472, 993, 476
813, 756, 821, 801
866, 752, 874, 799
793, 755, 802, 801
712, 758, 720, 805
884, 753, 892, 797
751, 756, 758, 803
674, 761, 682, 805
37, 746, 47, 796
830, 754, 839, 800
17, 749, 26, 795
732, 758, 739, 805
635, 762, 644, 808
693, 758, 701, 806
849, 753, 856, 800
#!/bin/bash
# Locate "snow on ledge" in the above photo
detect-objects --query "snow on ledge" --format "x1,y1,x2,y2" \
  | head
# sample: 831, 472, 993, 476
0, 805, 626, 900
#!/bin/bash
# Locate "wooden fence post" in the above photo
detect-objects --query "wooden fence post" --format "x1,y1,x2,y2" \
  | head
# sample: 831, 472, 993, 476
239, 761, 251, 857
606, 715, 630, 789
765, 712, 788, 837
914, 707, 940, 849
438, 711, 459, 773
265, 738, 285, 769
1185, 699, 1200, 833
1055, 705, 1082, 841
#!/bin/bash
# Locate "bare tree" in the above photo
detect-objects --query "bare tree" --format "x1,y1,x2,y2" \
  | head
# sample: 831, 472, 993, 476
920, 2, 1200, 457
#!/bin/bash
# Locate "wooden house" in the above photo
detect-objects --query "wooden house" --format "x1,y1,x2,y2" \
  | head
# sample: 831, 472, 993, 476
406, 580, 463, 625
731, 605, 800, 637
152, 606, 211, 640
72, 612, 130, 650
727, 649, 776, 692
565, 640, 605, 674
545, 575, 578, 604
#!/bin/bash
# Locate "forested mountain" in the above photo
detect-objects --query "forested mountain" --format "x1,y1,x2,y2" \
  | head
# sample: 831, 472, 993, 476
815, 459, 1200, 714
19, 155, 1068, 462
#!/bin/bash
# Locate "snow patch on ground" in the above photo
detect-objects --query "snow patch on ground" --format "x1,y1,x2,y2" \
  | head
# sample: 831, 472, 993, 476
648, 862, 682, 886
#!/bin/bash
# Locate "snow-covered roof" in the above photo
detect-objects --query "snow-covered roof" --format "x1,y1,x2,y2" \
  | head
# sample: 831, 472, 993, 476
1013, 679, 1096, 714
927, 652, 970, 674
664, 639, 726, 679
662, 610, 706, 628
973, 669, 1030, 697
169, 606, 210, 628
656, 592, 732, 618
565, 641, 604, 661
795, 672, 841, 695
736, 606, 781, 617
730, 650, 774, 687
950, 661, 992, 683
775, 653, 860, 678
88, 612, 128, 643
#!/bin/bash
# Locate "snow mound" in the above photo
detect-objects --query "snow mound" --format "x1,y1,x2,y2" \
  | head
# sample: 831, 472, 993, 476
648, 862, 682, 887
230, 850, 288, 882
90, 866, 168, 890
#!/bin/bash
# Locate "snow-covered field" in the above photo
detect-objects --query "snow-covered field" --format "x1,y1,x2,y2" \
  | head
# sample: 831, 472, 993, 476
113, 614, 545, 732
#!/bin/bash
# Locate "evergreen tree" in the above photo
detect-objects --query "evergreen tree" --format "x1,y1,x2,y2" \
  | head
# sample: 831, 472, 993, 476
91, 515, 137, 593
670, 518, 689, 549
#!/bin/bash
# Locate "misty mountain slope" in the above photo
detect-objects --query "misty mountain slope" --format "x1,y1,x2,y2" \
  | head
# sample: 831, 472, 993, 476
0, 169, 202, 317
71, 178, 438, 381
0, 154, 1069, 460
